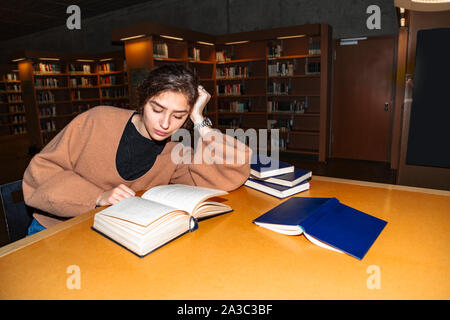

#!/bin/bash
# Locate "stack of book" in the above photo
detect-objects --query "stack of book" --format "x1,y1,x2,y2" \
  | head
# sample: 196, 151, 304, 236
244, 155, 311, 198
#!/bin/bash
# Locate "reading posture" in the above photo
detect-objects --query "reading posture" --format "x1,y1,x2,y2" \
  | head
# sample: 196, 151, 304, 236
23, 64, 251, 233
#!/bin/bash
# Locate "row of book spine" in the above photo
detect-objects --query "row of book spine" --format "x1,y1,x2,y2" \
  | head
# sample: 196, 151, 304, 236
4, 73, 18, 81
268, 62, 295, 77
189, 47, 201, 61
41, 119, 56, 132
33, 62, 121, 74
7, 94, 23, 102
217, 83, 244, 96
9, 104, 25, 113
100, 76, 118, 85
12, 124, 27, 134
154, 42, 169, 58
267, 98, 309, 113
267, 119, 293, 131
101, 87, 128, 98
34, 63, 61, 73
267, 81, 291, 95
215, 50, 232, 62
70, 77, 96, 87
37, 91, 55, 103
10, 114, 26, 124
68, 64, 92, 73
219, 100, 249, 112
39, 105, 57, 117
306, 62, 320, 74
35, 78, 60, 88
4, 84, 21, 91
218, 118, 241, 128
99, 62, 116, 72
216, 66, 250, 78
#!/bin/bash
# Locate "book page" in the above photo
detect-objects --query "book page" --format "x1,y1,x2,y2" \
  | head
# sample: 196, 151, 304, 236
98, 196, 181, 227
142, 184, 228, 215
303, 232, 344, 254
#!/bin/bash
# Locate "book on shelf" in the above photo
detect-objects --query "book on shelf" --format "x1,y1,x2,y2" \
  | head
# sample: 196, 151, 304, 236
216, 83, 244, 96
6, 73, 18, 81
308, 39, 321, 55
215, 49, 232, 62
69, 64, 91, 74
99, 62, 116, 73
267, 98, 308, 113
245, 178, 310, 198
267, 42, 283, 58
268, 61, 294, 77
154, 42, 169, 59
92, 184, 232, 257
217, 65, 250, 78
34, 63, 61, 73
188, 47, 201, 61
306, 61, 320, 75
249, 154, 294, 178
253, 197, 387, 260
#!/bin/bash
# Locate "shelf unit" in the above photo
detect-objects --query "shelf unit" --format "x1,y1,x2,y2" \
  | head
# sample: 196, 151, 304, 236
112, 22, 332, 161
10, 51, 130, 148
0, 69, 27, 139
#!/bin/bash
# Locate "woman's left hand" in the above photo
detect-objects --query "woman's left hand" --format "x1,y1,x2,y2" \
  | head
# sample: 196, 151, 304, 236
190, 85, 211, 123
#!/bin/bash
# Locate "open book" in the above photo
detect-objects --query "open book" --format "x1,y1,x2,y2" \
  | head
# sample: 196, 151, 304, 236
253, 197, 387, 260
92, 184, 232, 257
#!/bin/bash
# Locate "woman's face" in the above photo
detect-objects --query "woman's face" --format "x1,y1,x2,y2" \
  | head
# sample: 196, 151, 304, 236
142, 90, 190, 141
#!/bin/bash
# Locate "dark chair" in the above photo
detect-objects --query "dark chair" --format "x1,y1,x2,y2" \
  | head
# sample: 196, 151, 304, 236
0, 180, 33, 243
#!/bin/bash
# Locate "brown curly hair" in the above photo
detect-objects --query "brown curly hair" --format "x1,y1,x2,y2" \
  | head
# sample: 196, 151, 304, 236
137, 64, 199, 130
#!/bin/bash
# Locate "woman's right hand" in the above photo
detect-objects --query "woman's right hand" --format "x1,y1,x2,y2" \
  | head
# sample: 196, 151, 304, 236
96, 184, 135, 206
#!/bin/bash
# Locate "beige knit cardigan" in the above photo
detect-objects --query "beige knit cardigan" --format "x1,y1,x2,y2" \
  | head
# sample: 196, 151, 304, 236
23, 106, 250, 228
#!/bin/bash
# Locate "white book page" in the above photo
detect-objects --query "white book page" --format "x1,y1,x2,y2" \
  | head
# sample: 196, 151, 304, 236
98, 196, 180, 227
254, 222, 303, 235
142, 184, 228, 215
303, 232, 344, 254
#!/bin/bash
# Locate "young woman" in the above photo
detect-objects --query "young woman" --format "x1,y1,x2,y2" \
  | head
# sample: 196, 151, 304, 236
23, 64, 250, 235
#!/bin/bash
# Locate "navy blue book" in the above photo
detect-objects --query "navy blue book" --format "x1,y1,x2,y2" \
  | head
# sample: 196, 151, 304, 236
253, 197, 387, 260
253, 168, 312, 187
250, 154, 294, 178
245, 178, 310, 198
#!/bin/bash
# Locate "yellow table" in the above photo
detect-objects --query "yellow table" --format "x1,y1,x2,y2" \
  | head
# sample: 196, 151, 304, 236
1, 176, 449, 299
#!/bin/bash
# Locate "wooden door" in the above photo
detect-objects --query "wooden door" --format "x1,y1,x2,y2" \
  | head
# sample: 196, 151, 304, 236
331, 36, 396, 162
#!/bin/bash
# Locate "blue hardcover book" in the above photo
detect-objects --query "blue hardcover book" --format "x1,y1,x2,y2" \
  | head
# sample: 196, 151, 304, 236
253, 197, 387, 260
250, 154, 294, 178
253, 168, 312, 187
244, 178, 310, 198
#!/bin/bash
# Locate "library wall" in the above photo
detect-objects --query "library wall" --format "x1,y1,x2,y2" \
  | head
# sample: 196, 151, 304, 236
0, 0, 398, 65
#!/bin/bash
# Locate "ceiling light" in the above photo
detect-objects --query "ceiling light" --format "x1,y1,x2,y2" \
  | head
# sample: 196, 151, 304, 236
225, 40, 249, 45
160, 35, 184, 41
197, 41, 214, 46
276, 35, 306, 40
120, 34, 146, 41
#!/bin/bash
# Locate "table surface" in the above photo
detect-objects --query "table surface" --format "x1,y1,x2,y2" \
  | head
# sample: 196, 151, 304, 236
1, 176, 449, 299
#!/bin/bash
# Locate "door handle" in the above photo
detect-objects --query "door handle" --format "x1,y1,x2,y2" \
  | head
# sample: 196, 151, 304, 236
384, 102, 389, 111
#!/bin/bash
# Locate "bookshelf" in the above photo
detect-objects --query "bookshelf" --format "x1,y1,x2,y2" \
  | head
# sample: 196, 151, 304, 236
113, 22, 331, 161
0, 70, 27, 139
10, 51, 130, 148
214, 25, 331, 160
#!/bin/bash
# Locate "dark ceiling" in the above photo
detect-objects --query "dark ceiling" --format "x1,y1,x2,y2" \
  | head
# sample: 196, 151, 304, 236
0, 0, 153, 42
